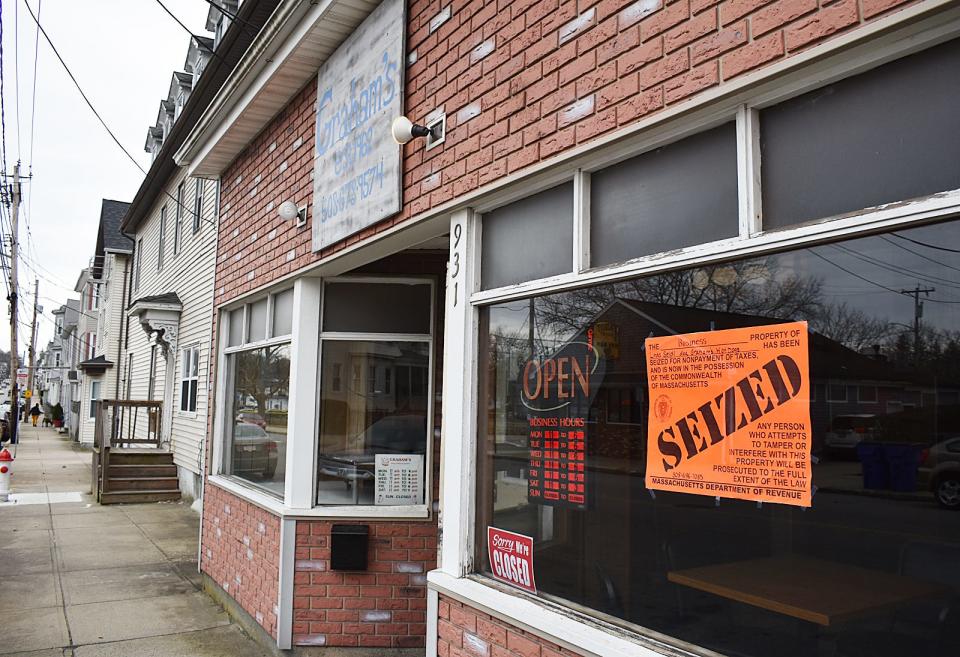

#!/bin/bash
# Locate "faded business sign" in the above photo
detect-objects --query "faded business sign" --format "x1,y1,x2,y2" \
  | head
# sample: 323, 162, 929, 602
312, 0, 404, 251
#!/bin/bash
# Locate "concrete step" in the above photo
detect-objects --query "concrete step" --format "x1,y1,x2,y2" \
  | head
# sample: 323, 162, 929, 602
108, 464, 178, 478
100, 489, 182, 504
107, 476, 180, 491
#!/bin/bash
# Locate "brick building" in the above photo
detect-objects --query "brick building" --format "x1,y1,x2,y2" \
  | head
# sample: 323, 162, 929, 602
174, 0, 960, 655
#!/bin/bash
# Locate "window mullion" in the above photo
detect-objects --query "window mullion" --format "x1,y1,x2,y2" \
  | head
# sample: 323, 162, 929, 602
573, 169, 591, 273
737, 104, 762, 237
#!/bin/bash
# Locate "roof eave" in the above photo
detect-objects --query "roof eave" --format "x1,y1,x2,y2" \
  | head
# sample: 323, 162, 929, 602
120, 0, 281, 235
175, 0, 380, 178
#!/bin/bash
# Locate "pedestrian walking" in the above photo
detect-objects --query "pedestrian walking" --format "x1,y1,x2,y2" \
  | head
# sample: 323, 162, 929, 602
29, 403, 41, 427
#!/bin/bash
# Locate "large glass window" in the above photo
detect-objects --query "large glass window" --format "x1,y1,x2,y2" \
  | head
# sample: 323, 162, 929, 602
227, 345, 290, 496
221, 288, 294, 498
477, 218, 960, 657
316, 279, 433, 506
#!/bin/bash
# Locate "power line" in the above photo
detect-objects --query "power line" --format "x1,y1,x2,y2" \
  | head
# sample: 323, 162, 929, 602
23, 3, 215, 230
830, 243, 960, 290
879, 235, 960, 275
891, 232, 960, 254
153, 0, 224, 63
13, 0, 20, 157
0, 3, 10, 178
810, 249, 960, 305
27, 0, 40, 173
199, 0, 259, 35
22, 1, 147, 175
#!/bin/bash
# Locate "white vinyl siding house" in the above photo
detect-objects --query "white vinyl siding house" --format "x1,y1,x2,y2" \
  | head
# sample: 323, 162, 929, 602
124, 166, 218, 498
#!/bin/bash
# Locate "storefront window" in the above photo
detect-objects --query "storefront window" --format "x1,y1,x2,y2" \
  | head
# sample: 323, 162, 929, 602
221, 288, 293, 498
226, 345, 290, 496
477, 219, 960, 657
316, 279, 434, 506
318, 341, 430, 505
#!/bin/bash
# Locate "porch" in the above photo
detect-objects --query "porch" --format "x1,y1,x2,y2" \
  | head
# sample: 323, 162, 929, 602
92, 399, 181, 504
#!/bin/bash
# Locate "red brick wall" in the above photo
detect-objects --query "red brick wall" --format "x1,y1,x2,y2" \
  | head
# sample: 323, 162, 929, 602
438, 595, 585, 657
293, 520, 437, 648
201, 483, 282, 639
213, 0, 920, 307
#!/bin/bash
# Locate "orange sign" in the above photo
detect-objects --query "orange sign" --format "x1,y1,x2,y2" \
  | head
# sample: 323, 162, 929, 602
645, 321, 812, 507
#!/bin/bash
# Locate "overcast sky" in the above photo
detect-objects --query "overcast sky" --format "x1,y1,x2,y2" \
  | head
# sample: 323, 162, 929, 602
0, 0, 209, 364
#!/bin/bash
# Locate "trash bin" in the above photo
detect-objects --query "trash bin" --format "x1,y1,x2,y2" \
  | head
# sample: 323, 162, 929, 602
856, 442, 889, 490
884, 443, 922, 492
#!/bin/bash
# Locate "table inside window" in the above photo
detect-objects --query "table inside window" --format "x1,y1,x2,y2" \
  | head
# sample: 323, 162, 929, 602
667, 555, 944, 626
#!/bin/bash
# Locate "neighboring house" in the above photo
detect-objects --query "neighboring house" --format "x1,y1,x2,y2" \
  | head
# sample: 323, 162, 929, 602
76, 200, 132, 445
120, 2, 278, 501
58, 300, 82, 437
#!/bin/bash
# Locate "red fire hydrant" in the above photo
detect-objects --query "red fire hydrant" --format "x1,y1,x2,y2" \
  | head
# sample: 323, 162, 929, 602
0, 448, 13, 502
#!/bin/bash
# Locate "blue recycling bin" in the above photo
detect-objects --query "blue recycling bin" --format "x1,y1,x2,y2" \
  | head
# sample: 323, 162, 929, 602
883, 443, 922, 492
856, 442, 889, 490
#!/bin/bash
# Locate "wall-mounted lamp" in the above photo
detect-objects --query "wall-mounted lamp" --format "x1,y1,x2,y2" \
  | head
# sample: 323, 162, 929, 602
278, 200, 307, 227
392, 114, 445, 149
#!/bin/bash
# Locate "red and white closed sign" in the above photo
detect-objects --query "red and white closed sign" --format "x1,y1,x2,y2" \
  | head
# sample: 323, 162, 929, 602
487, 527, 537, 594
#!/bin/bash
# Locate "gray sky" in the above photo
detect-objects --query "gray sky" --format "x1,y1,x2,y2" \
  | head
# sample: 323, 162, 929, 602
1, 0, 209, 363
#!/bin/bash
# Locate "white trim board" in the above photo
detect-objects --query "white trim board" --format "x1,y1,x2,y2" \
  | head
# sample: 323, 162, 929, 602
428, 571, 688, 657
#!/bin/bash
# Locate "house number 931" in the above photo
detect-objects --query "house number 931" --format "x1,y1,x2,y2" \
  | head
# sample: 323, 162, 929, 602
451, 223, 462, 306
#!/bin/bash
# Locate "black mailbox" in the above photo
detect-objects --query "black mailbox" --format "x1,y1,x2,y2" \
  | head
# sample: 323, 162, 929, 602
331, 524, 369, 571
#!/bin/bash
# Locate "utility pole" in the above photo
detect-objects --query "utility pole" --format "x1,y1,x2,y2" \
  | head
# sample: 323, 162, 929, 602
27, 279, 39, 398
8, 164, 20, 439
901, 284, 934, 356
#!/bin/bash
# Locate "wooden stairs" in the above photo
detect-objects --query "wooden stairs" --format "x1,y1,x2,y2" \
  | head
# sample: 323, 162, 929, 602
99, 450, 181, 504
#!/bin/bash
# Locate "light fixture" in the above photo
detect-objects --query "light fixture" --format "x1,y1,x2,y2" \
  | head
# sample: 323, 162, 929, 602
392, 114, 445, 148
278, 200, 299, 221
278, 200, 307, 227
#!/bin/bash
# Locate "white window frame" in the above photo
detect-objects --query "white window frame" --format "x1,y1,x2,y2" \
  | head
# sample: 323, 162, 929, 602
431, 10, 960, 657
88, 380, 101, 421
214, 287, 296, 502
210, 276, 437, 520
148, 344, 158, 400
174, 181, 184, 256
314, 275, 436, 515
158, 205, 167, 271
193, 179, 204, 234
179, 344, 201, 415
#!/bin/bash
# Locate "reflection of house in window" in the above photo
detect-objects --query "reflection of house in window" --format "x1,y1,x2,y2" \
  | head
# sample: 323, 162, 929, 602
332, 363, 342, 392
827, 384, 848, 402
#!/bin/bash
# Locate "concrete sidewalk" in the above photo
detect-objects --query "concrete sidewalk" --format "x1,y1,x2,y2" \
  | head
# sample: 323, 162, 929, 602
1, 425, 270, 657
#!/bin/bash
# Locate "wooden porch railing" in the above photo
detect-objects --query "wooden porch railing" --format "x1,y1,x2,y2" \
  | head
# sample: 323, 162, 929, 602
92, 400, 163, 501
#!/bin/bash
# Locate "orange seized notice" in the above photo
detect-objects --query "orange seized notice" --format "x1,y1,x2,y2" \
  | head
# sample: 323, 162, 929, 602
644, 321, 812, 507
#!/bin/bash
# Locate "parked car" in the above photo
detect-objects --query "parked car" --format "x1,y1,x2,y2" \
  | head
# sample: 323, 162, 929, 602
232, 423, 278, 479
918, 437, 960, 509
235, 411, 267, 429
824, 414, 880, 453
